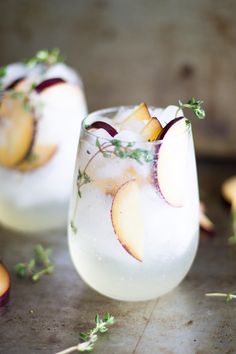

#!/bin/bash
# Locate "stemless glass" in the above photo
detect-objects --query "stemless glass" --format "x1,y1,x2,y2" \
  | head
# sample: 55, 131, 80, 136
68, 106, 199, 301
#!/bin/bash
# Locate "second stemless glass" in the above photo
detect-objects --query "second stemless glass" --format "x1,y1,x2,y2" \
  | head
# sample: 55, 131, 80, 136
68, 106, 199, 301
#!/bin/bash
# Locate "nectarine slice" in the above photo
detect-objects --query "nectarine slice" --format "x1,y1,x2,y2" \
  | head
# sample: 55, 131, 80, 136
0, 94, 35, 167
221, 176, 236, 204
154, 117, 189, 207
16, 144, 57, 172
111, 179, 144, 261
0, 262, 10, 306
199, 203, 215, 235
121, 103, 151, 125
140, 117, 162, 141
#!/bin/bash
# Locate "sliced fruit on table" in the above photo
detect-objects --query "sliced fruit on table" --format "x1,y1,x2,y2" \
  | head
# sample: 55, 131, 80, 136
221, 176, 236, 205
140, 117, 162, 141
154, 117, 189, 207
120, 102, 151, 128
0, 262, 10, 307
199, 202, 215, 235
111, 179, 144, 261
87, 121, 118, 137
0, 94, 35, 167
16, 144, 57, 172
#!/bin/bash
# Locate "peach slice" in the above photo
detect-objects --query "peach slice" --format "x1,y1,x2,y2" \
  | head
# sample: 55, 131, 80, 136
140, 117, 162, 141
0, 94, 35, 167
111, 179, 144, 261
221, 176, 236, 205
16, 144, 57, 172
95, 166, 151, 196
154, 117, 189, 207
0, 262, 10, 306
199, 202, 215, 235
121, 102, 151, 126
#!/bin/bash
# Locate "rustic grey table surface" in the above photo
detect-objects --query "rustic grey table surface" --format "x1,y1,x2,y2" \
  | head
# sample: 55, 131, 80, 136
0, 158, 236, 354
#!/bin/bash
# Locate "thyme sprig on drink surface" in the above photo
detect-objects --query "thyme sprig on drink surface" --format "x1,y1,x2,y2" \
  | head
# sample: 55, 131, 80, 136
55, 313, 115, 354
76, 138, 153, 199
70, 138, 153, 234
15, 244, 54, 282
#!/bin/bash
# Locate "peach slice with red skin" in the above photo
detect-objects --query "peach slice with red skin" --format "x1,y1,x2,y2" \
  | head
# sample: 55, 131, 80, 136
0, 262, 10, 306
16, 144, 57, 172
140, 117, 162, 141
87, 121, 118, 137
154, 117, 189, 207
0, 94, 35, 167
111, 179, 144, 261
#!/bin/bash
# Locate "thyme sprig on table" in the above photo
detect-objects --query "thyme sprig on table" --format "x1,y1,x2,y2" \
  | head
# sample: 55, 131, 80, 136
76, 138, 153, 199
176, 98, 205, 120
15, 244, 54, 282
55, 313, 115, 354
206, 292, 236, 302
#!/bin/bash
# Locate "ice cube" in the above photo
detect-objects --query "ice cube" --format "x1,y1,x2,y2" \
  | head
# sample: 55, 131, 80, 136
114, 130, 144, 143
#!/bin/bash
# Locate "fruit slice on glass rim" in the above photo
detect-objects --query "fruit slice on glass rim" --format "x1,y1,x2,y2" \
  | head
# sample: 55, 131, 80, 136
16, 144, 58, 172
0, 94, 35, 167
111, 179, 144, 262
154, 117, 190, 207
0, 262, 10, 307
87, 121, 118, 137
140, 117, 162, 141
120, 102, 152, 128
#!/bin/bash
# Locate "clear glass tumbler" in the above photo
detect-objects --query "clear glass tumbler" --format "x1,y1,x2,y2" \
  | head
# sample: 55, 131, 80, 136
68, 106, 199, 301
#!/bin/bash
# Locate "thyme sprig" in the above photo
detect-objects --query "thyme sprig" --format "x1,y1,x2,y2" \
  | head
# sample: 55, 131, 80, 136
206, 292, 236, 302
26, 48, 63, 68
176, 98, 205, 120
76, 138, 153, 199
55, 313, 115, 354
97, 138, 153, 164
15, 244, 54, 282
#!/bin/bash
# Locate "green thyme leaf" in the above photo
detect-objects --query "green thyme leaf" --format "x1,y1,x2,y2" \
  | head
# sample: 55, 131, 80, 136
26, 48, 63, 68
15, 244, 54, 282
177, 98, 205, 120
0, 66, 7, 79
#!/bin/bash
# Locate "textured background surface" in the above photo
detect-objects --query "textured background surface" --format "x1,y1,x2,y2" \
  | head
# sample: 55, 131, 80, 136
0, 158, 236, 354
0, 0, 236, 156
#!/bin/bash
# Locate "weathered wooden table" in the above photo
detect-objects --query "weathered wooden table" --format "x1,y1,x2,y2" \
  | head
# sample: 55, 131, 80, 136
0, 158, 236, 354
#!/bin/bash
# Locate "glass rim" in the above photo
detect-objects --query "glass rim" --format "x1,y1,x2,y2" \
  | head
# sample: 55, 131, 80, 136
81, 105, 191, 145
